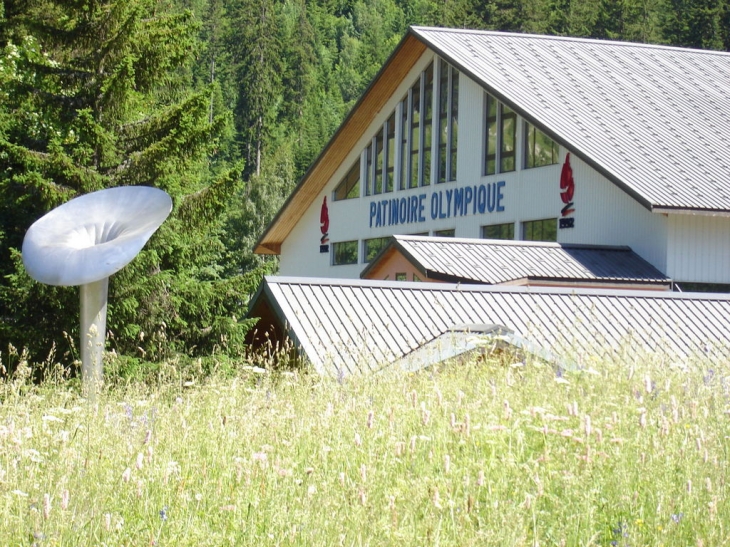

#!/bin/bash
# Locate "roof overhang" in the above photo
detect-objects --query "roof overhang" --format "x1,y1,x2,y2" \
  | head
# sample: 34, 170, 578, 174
652, 207, 730, 217
254, 32, 427, 255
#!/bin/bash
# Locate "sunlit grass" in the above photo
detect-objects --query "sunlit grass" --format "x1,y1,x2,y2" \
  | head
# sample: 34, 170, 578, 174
0, 350, 727, 546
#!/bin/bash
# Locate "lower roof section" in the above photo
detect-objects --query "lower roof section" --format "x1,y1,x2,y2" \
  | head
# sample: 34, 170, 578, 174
247, 276, 730, 377
361, 235, 672, 287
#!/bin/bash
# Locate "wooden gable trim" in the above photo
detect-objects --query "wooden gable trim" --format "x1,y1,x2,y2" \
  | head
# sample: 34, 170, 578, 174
254, 33, 428, 254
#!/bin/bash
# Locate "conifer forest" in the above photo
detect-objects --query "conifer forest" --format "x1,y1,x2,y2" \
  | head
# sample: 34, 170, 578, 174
1, 0, 728, 368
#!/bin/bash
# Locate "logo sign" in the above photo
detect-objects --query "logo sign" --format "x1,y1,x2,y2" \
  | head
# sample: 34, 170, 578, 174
320, 196, 329, 253
559, 153, 575, 229
368, 181, 506, 229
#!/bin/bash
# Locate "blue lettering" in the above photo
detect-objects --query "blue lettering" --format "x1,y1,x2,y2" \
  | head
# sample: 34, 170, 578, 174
445, 189, 453, 218
438, 191, 447, 219
399, 198, 407, 224
418, 194, 427, 222
369, 202, 376, 228
487, 182, 496, 212
454, 188, 464, 216
390, 198, 399, 225
375, 201, 383, 227
477, 185, 487, 214
409, 196, 418, 223
430, 192, 439, 220
497, 180, 505, 212
473, 185, 478, 214
464, 186, 473, 214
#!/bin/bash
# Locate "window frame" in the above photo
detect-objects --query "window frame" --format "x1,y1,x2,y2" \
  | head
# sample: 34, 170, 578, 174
437, 59, 459, 184
433, 229, 455, 237
522, 218, 557, 242
483, 94, 517, 176
332, 240, 359, 266
524, 122, 559, 169
333, 160, 361, 201
481, 222, 515, 240
363, 236, 390, 263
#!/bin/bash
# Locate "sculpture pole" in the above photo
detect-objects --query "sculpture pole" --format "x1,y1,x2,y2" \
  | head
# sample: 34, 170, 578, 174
80, 277, 109, 397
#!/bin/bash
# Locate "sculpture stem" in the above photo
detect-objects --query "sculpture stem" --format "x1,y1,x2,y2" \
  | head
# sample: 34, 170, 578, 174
80, 277, 108, 398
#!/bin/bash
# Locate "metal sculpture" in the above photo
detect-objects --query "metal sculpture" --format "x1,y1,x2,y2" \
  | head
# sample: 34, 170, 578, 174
22, 186, 172, 396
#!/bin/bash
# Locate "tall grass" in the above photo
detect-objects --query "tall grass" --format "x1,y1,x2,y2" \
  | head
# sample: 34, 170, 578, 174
0, 349, 727, 546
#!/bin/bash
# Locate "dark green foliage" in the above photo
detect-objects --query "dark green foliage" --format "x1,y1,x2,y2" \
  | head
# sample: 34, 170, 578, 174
0, 0, 247, 366
659, 0, 726, 49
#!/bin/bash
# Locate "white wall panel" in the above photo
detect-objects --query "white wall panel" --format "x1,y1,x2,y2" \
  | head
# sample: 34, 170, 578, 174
557, 154, 668, 273
667, 215, 730, 283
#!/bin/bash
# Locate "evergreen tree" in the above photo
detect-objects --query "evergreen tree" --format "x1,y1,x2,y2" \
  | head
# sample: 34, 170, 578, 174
0, 0, 247, 365
659, 0, 725, 49
541, 0, 571, 35
228, 0, 283, 177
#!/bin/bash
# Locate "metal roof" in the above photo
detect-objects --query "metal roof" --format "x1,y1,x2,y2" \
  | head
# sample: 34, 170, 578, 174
255, 29, 730, 255
248, 276, 730, 376
412, 26, 730, 212
361, 235, 671, 286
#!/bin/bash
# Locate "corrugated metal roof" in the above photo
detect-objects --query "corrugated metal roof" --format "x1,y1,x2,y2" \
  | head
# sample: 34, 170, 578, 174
411, 26, 730, 212
249, 276, 730, 376
362, 235, 671, 286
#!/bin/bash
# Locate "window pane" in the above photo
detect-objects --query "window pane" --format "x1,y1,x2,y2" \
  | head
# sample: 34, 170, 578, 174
434, 229, 455, 237
334, 160, 360, 201
365, 144, 373, 196
409, 82, 421, 189
400, 98, 408, 190
333, 241, 358, 265
525, 122, 559, 169
481, 223, 514, 240
450, 69, 458, 181
522, 219, 557, 242
374, 135, 384, 194
395, 273, 407, 281
422, 63, 433, 187
438, 60, 449, 183
485, 94, 497, 176
386, 114, 395, 192
364, 237, 389, 263
500, 104, 516, 173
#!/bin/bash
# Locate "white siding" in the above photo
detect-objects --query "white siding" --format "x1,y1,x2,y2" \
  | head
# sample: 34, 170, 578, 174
667, 214, 730, 283
280, 53, 673, 279
558, 154, 669, 273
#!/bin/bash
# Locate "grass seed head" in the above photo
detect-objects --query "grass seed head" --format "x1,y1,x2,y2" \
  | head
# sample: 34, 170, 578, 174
42, 493, 51, 519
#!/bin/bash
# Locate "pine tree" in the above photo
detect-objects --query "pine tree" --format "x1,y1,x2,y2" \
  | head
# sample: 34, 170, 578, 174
659, 0, 725, 49
0, 0, 247, 365
228, 0, 283, 177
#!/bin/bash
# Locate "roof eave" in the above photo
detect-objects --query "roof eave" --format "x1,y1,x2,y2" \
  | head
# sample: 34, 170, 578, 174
254, 30, 428, 255
652, 207, 730, 217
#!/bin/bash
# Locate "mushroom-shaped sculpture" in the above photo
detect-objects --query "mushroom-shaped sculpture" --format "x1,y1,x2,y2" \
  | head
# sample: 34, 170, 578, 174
22, 186, 172, 396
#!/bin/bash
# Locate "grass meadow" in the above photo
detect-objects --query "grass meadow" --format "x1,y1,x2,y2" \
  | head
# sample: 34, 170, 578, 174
0, 348, 728, 546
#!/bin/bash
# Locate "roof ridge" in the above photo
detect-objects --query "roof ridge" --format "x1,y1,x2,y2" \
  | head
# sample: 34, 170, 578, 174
398, 235, 636, 251
410, 26, 730, 57
264, 277, 729, 300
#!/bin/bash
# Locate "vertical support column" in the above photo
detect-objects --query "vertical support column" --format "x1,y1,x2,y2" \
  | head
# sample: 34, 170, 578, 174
80, 277, 109, 398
